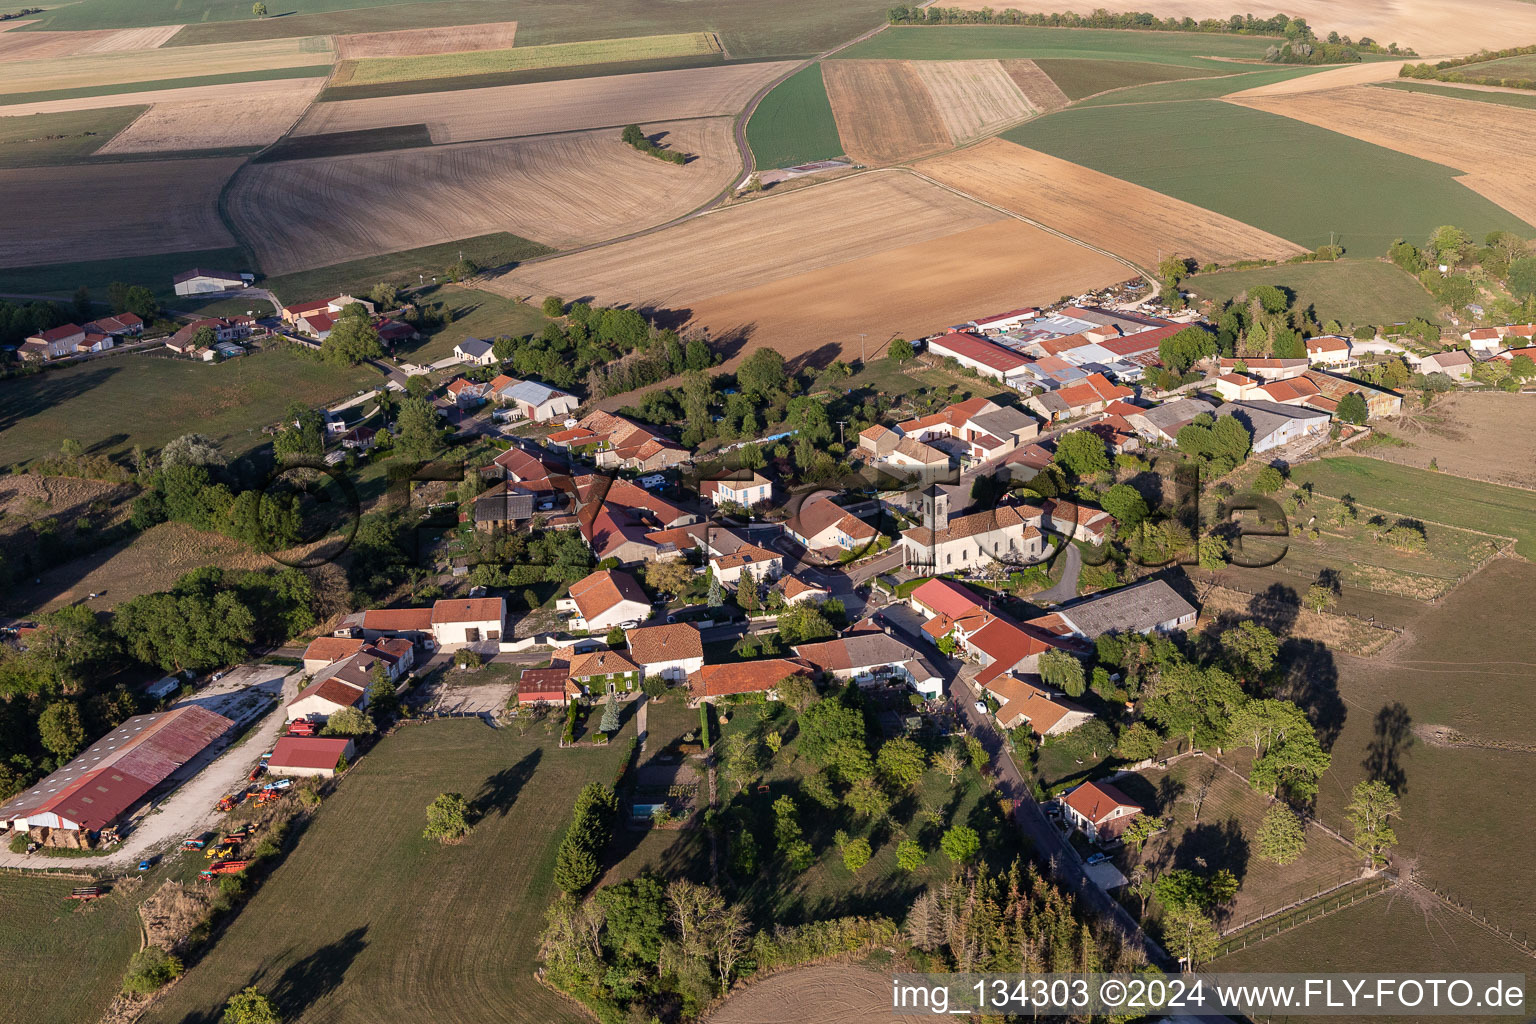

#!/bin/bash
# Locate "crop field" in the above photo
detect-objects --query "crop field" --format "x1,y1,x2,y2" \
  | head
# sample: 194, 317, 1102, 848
709, 965, 931, 1024
1291, 457, 1536, 558
18, 0, 457, 30
833, 25, 1279, 65
2, 35, 332, 97
0, 64, 332, 106
0, 78, 315, 118
1001, 57, 1070, 110
0, 156, 240, 267
1365, 392, 1536, 490
821, 60, 951, 166
0, 104, 144, 166
0, 23, 181, 60
1225, 58, 1407, 97
141, 720, 629, 1024
334, 20, 518, 59
1030, 56, 1219, 99
295, 60, 793, 143
1378, 79, 1536, 111
230, 118, 738, 274
1004, 99, 1535, 252
491, 170, 1006, 309
1229, 85, 1536, 226
1071, 65, 1326, 107
1186, 259, 1441, 326
0, 875, 143, 1024
918, 138, 1304, 267
912, 59, 1036, 142
94, 78, 323, 153
746, 63, 842, 169
331, 31, 720, 87
0, 350, 379, 465
254, 124, 434, 162
260, 232, 552, 305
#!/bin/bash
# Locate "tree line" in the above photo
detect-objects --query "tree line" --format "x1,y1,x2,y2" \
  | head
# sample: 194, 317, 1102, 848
621, 124, 688, 165
1401, 44, 1536, 90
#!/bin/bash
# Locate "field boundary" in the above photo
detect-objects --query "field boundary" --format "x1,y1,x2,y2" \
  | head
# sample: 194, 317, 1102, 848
1402, 877, 1536, 956
1212, 877, 1394, 957
1359, 450, 1536, 496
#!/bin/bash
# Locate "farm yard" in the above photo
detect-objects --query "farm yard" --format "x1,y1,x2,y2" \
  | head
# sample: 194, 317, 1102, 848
1185, 259, 1443, 328
140, 720, 631, 1024
821, 60, 952, 166
333, 20, 519, 59
917, 138, 1305, 267
93, 78, 324, 153
0, 157, 240, 266
293, 61, 794, 144
229, 118, 738, 274
1, 35, 333, 98
1367, 392, 1536, 490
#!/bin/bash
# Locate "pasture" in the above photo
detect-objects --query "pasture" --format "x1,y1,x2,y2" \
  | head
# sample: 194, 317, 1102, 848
1004, 99, 1535, 252
746, 63, 843, 170
918, 138, 1304, 267
140, 720, 630, 1024
94, 78, 323, 153
0, 105, 144, 166
0, 156, 240, 267
1030, 56, 1219, 99
1186, 259, 1442, 326
1457, 53, 1536, 78
0, 874, 143, 1024
833, 25, 1279, 65
405, 285, 549, 363
260, 232, 552, 304
1367, 392, 1536, 490
0, 350, 379, 465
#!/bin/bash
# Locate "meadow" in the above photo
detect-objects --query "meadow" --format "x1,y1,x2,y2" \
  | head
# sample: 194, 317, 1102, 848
746, 63, 843, 170
1377, 80, 1536, 111
832, 25, 1279, 65
1004, 100, 1534, 253
1028, 57, 1218, 100
0, 246, 249, 303
0, 350, 380, 466
141, 720, 631, 1024
259, 231, 553, 304
0, 105, 144, 167
404, 285, 550, 363
1457, 53, 1536, 78
0, 874, 143, 1024
1186, 259, 1442, 326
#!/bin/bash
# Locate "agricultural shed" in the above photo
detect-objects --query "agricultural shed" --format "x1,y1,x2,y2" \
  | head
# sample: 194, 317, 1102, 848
268, 736, 355, 778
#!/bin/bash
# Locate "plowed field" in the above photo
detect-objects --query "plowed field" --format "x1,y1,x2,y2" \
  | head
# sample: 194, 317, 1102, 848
911, 59, 1034, 142
334, 20, 518, 59
919, 137, 1305, 266
294, 60, 793, 143
0, 157, 239, 266
822, 59, 951, 165
229, 118, 738, 274
1002, 57, 1071, 111
94, 78, 324, 153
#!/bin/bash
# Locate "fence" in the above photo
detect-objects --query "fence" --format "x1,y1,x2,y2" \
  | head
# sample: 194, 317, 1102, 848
0, 865, 103, 880
1213, 877, 1394, 958
1405, 878, 1536, 956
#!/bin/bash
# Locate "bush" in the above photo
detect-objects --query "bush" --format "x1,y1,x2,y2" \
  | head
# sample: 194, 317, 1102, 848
121, 946, 183, 995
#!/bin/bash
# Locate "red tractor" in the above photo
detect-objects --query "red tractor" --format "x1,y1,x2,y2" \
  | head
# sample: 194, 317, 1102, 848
286, 719, 318, 737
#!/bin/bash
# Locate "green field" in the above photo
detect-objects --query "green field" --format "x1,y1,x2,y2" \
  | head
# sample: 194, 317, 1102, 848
746, 63, 843, 169
0, 247, 249, 304
1072, 64, 1328, 106
0, 106, 145, 168
405, 285, 550, 363
1005, 100, 1536, 253
0, 66, 331, 106
1031, 57, 1219, 100
318, 51, 739, 101
142, 720, 629, 1024
18, 0, 450, 29
0, 874, 143, 1024
1455, 53, 1536, 79
0, 350, 380, 465
333, 31, 719, 87
1376, 79, 1536, 111
1187, 260, 1441, 327
832, 25, 1281, 66
260, 232, 553, 305
1291, 456, 1536, 558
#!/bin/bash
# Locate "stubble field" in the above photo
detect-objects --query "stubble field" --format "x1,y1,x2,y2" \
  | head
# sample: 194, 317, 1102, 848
0, 156, 240, 266
2, 35, 333, 96
708, 965, 931, 1024
918, 137, 1305, 266
229, 118, 739, 274
1001, 57, 1071, 109
1225, 59, 1407, 98
0, 22, 181, 60
93, 78, 324, 153
910, 59, 1037, 143
294, 60, 793, 143
333, 20, 519, 59
821, 60, 952, 165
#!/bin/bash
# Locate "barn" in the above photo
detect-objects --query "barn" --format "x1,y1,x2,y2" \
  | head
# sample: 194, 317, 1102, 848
267, 737, 356, 779
172, 268, 252, 296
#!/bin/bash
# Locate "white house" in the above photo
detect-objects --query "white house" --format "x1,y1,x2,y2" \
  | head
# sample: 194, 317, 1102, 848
172, 268, 251, 296
287, 655, 374, 721
1305, 335, 1354, 368
898, 505, 1042, 572
560, 569, 652, 631
1419, 349, 1475, 380
500, 379, 579, 422
792, 632, 944, 699
429, 597, 505, 647
710, 543, 783, 586
455, 337, 497, 366
625, 622, 704, 683
701, 473, 773, 508
785, 497, 878, 557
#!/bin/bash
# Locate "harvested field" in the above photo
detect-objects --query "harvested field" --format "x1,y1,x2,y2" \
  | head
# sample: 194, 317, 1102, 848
822, 59, 952, 165
708, 965, 930, 1023
1001, 57, 1070, 111
1372, 392, 1536, 490
0, 28, 117, 60
295, 60, 793, 143
1031, 56, 1221, 99
2, 36, 333, 96
1226, 58, 1406, 97
490, 171, 1004, 308
1378, 79, 1536, 109
0, 78, 323, 118
680, 218, 1129, 365
942, 0, 1536, 56
0, 157, 239, 266
911, 59, 1034, 142
73, 25, 183, 52
94, 78, 324, 153
334, 20, 518, 59
331, 31, 719, 87
229, 118, 739, 274
918, 138, 1305, 266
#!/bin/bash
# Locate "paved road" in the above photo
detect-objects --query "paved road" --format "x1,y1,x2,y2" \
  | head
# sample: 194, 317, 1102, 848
1030, 542, 1082, 605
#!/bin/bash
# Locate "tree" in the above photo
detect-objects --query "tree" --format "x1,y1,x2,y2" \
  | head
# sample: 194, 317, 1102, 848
395, 396, 444, 459
1346, 779, 1400, 867
936, 632, 959, 656
721, 732, 761, 792
273, 403, 324, 460
122, 285, 158, 321
1250, 284, 1289, 314
320, 310, 382, 366
1157, 325, 1216, 373
321, 706, 375, 737
121, 946, 183, 995
876, 737, 928, 789
940, 824, 980, 864
776, 672, 818, 713
1053, 430, 1110, 479
1509, 256, 1536, 299
1256, 802, 1307, 865
1254, 465, 1285, 494
798, 698, 864, 766
223, 987, 280, 1024
1143, 660, 1245, 750
366, 664, 399, 721
38, 701, 84, 759
776, 603, 835, 644
72, 285, 93, 321
1100, 483, 1150, 529
1221, 621, 1279, 676
1429, 224, 1473, 265
1120, 814, 1164, 853
737, 348, 787, 400
896, 837, 926, 871
840, 834, 872, 872
252, 1, 267, 15
1336, 392, 1368, 425
1162, 901, 1221, 967
423, 792, 472, 844
1039, 649, 1086, 697
932, 747, 965, 784
888, 337, 915, 363
600, 698, 621, 734
641, 559, 691, 598
1115, 721, 1162, 761
1304, 583, 1336, 613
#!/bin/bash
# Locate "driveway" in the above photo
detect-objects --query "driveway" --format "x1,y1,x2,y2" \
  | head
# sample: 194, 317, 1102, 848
1030, 542, 1082, 605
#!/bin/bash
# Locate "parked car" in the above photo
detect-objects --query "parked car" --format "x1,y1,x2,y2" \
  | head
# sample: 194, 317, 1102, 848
973, 701, 989, 717
1085, 852, 1109, 865
137, 859, 153, 872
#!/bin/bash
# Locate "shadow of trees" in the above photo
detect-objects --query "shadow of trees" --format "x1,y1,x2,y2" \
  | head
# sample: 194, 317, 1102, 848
1362, 701, 1413, 795
474, 747, 541, 819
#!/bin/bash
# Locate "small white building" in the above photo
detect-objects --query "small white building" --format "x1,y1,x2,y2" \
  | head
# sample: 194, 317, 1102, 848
710, 543, 783, 586
454, 337, 497, 366
1305, 335, 1354, 368
501, 379, 579, 422
430, 597, 505, 647
701, 473, 773, 508
172, 268, 251, 296
560, 569, 652, 632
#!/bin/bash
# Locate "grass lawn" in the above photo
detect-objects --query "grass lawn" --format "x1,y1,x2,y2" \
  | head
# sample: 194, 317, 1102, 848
1072, 64, 1328, 106
332, 32, 718, 87
746, 63, 843, 170
1290, 456, 1536, 558
1031, 57, 1220, 100
260, 233, 553, 306
1376, 79, 1536, 111
0, 349, 380, 466
833, 25, 1281, 66
142, 720, 630, 1024
1004, 100, 1536, 254
0, 874, 143, 1024
0, 66, 332, 106
404, 285, 549, 363
1186, 259, 1442, 328
0, 106, 145, 168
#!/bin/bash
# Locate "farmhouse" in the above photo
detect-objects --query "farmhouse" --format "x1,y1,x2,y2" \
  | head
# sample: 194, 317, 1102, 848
897, 396, 1039, 460
1305, 335, 1354, 367
1419, 349, 1475, 380
898, 505, 1042, 571
267, 737, 355, 779
687, 658, 812, 705
349, 607, 434, 642
625, 622, 704, 683
1028, 372, 1133, 423
1463, 327, 1503, 352
445, 377, 487, 407
568, 648, 642, 696
1118, 397, 1218, 444
301, 636, 366, 675
578, 475, 696, 563
551, 412, 688, 471
0, 706, 232, 844
927, 331, 1036, 387
1060, 779, 1143, 841
430, 597, 505, 647
785, 497, 877, 557
454, 337, 497, 366
792, 632, 943, 698
909, 576, 986, 625
1036, 498, 1114, 544
20, 323, 87, 360
1216, 357, 1308, 380
561, 569, 651, 631
518, 664, 576, 706
474, 489, 535, 531
982, 676, 1092, 736
1298, 369, 1401, 418
963, 613, 1063, 686
172, 268, 251, 296
1214, 400, 1330, 453
486, 446, 562, 493
288, 655, 377, 721
1028, 579, 1196, 640
498, 379, 579, 422
701, 473, 773, 508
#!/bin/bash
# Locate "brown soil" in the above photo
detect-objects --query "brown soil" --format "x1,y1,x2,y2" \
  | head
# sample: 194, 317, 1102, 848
334, 20, 518, 59
821, 59, 952, 166
910, 58, 1034, 143
918, 137, 1305, 266
0, 28, 117, 61
707, 965, 931, 1024
94, 78, 323, 153
1369, 392, 1536, 490
0, 79, 312, 117
1226, 59, 1408, 97
1002, 57, 1071, 112
2, 36, 332, 94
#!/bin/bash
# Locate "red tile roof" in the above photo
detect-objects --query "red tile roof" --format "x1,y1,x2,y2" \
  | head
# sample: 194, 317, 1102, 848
928, 331, 1030, 372
1062, 779, 1142, 826
360, 608, 433, 632
269, 737, 352, 772
689, 658, 811, 698
430, 597, 503, 624
302, 636, 365, 664
568, 569, 649, 622
910, 577, 985, 620
626, 622, 703, 665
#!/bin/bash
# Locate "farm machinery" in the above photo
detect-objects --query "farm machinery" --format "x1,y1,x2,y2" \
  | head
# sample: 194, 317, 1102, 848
198, 859, 249, 880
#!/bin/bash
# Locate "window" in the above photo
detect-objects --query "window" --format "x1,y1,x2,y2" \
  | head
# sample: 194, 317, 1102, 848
466, 627, 481, 642
487, 630, 500, 641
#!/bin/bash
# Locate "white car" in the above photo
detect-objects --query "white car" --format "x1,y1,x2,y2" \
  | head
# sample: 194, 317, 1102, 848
973, 700, 989, 717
